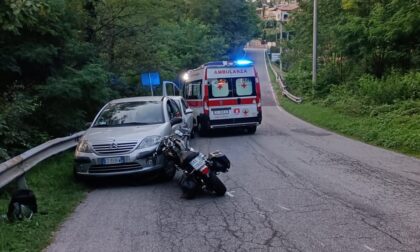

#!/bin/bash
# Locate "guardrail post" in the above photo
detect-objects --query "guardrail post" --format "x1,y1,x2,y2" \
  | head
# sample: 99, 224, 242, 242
16, 175, 29, 190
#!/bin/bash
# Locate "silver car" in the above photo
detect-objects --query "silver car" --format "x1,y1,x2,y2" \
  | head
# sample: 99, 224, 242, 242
169, 96, 194, 138
74, 96, 183, 179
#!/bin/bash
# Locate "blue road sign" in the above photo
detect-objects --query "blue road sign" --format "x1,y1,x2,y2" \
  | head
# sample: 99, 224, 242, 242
141, 72, 160, 86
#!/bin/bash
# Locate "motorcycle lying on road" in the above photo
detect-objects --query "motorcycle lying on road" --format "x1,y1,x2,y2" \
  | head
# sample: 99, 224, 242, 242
154, 129, 230, 199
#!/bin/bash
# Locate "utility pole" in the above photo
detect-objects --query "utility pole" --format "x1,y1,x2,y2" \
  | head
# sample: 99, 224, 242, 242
279, 18, 283, 72
312, 0, 317, 96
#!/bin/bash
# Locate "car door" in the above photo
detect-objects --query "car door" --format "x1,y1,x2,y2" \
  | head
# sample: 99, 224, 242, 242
180, 98, 194, 132
174, 100, 187, 128
167, 99, 182, 133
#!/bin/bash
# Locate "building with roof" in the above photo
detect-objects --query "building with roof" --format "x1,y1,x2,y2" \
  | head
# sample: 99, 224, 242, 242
257, 1, 299, 21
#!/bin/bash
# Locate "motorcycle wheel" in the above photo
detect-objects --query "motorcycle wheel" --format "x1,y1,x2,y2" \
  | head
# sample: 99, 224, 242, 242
179, 174, 198, 199
207, 172, 226, 196
181, 190, 197, 199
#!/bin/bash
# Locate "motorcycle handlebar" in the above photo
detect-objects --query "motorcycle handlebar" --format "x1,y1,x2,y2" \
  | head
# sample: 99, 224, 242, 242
154, 131, 190, 156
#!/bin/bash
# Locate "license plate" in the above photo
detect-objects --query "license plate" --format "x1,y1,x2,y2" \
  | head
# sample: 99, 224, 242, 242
213, 110, 229, 115
100, 157, 125, 165
189, 156, 206, 170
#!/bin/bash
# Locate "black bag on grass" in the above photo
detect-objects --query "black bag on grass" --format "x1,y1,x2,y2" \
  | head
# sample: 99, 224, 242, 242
7, 189, 37, 221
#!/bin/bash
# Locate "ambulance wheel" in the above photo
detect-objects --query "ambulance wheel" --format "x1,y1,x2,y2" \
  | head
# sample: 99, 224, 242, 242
198, 122, 208, 137
246, 126, 257, 134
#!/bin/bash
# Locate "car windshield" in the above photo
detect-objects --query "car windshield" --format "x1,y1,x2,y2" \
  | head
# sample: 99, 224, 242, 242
93, 101, 164, 127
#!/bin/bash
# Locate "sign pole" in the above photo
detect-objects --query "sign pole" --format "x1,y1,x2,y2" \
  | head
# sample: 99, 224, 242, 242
148, 75, 154, 96
312, 0, 318, 96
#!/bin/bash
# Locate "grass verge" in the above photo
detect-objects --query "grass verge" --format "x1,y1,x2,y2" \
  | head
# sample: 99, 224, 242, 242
266, 60, 420, 158
0, 151, 87, 252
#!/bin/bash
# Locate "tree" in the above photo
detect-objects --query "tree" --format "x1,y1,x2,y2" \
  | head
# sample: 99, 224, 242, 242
0, 0, 261, 160
186, 0, 260, 58
283, 0, 420, 96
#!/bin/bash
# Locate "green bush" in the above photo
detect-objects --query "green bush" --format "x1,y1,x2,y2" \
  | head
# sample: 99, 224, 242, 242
270, 46, 281, 53
36, 64, 114, 137
358, 72, 420, 105
322, 85, 370, 116
0, 93, 49, 161
285, 68, 312, 96
316, 62, 343, 96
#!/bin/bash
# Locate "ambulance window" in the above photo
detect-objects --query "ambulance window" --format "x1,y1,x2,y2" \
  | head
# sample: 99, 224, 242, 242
186, 82, 201, 99
235, 78, 254, 96
210, 79, 230, 98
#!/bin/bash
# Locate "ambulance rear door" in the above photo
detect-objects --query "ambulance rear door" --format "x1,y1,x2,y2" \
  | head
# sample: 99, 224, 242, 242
206, 67, 258, 123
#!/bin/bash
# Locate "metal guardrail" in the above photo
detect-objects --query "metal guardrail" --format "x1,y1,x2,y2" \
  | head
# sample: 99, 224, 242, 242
266, 52, 302, 103
0, 131, 85, 190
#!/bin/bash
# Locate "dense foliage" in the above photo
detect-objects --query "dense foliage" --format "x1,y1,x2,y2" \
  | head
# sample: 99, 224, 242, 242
275, 0, 420, 154
282, 0, 420, 98
0, 0, 259, 161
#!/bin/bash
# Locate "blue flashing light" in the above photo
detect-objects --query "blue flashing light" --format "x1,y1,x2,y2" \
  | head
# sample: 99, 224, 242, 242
234, 59, 253, 66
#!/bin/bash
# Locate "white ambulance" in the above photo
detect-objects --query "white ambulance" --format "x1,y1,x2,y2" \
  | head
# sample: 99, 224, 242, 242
182, 60, 262, 136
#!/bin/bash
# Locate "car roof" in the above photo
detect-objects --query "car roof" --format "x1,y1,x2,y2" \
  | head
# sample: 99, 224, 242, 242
167, 96, 184, 100
108, 96, 165, 104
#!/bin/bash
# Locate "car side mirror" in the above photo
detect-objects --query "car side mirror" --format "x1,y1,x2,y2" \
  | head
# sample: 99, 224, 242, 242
85, 122, 92, 128
185, 108, 193, 114
170, 117, 183, 126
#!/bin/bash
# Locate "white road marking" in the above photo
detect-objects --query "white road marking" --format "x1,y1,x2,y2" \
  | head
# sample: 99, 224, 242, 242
226, 191, 234, 197
277, 204, 291, 211
363, 245, 375, 251
255, 197, 263, 201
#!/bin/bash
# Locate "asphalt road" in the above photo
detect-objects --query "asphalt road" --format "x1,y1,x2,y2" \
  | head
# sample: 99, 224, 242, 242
46, 49, 420, 252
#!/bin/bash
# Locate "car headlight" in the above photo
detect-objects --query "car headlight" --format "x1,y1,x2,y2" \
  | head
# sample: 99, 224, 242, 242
76, 140, 92, 153
137, 135, 162, 149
